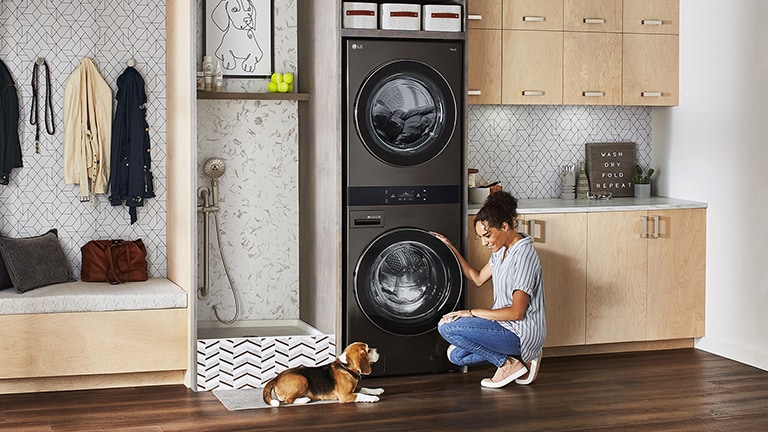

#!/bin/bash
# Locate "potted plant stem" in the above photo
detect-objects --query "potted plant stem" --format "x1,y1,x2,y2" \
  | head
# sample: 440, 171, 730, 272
633, 165, 654, 198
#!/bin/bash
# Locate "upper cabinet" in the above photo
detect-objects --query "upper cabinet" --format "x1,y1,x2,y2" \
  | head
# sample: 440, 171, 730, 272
467, 0, 679, 106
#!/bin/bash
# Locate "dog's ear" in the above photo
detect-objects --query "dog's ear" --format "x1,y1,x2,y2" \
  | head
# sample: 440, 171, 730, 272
346, 343, 372, 375
211, 0, 229, 31
248, 0, 258, 30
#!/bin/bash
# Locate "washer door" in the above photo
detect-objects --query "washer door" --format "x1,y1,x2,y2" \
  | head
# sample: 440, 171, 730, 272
354, 228, 462, 336
355, 60, 456, 167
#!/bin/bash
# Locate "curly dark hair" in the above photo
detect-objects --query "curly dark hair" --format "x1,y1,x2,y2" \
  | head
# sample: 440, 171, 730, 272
473, 191, 518, 231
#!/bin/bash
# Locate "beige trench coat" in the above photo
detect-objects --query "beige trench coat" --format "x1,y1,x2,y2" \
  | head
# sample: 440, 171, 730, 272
63, 58, 112, 199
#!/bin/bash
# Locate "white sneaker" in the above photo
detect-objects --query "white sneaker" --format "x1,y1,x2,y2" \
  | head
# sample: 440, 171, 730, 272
515, 353, 542, 385
480, 357, 527, 389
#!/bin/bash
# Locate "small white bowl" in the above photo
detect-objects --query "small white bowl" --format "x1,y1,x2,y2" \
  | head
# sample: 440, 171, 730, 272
468, 187, 490, 204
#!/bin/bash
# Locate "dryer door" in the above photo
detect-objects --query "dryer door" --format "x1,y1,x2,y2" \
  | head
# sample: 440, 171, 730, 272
354, 228, 462, 336
355, 60, 457, 167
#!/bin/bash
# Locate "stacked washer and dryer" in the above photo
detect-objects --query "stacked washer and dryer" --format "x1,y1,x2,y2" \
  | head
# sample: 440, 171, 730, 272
343, 37, 466, 376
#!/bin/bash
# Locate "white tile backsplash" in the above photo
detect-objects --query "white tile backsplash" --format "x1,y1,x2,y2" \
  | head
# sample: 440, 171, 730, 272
468, 105, 652, 198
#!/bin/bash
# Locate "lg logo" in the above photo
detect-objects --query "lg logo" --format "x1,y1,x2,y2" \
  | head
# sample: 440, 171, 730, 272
352, 43, 364, 50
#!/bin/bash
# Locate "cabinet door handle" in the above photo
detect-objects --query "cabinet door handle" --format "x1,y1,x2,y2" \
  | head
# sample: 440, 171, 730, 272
467, 90, 482, 96
529, 219, 537, 242
583, 91, 605, 97
523, 16, 545, 22
583, 18, 606, 24
468, 14, 483, 21
640, 216, 648, 238
652, 215, 660, 238
642, 91, 663, 97
642, 19, 663, 26
522, 90, 545, 96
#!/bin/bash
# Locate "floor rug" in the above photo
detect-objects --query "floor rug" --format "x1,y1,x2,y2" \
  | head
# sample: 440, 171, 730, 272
213, 388, 338, 411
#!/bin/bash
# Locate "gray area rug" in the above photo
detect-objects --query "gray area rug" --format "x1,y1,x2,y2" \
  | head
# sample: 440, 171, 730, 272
213, 388, 338, 411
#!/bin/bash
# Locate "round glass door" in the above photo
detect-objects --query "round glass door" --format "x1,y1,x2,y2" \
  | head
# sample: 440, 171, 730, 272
355, 60, 456, 167
354, 228, 462, 336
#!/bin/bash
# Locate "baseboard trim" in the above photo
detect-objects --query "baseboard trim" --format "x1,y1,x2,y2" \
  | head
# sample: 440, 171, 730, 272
543, 339, 694, 358
695, 336, 768, 372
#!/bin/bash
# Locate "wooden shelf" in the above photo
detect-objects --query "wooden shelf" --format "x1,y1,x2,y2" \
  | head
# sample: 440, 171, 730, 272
341, 28, 465, 40
197, 91, 310, 101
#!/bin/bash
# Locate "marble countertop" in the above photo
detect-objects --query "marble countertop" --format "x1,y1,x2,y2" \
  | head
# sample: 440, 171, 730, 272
467, 196, 708, 215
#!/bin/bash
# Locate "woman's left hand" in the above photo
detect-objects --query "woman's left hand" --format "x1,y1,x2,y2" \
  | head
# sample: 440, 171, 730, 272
439, 309, 473, 324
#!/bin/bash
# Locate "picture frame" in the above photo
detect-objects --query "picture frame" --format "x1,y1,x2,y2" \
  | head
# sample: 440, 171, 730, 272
204, 0, 274, 78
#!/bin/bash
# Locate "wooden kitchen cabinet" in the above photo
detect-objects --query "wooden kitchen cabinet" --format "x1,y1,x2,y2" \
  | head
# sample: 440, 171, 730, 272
503, 0, 564, 31
586, 208, 705, 344
502, 30, 563, 105
563, 31, 623, 105
467, 0, 502, 104
646, 209, 706, 340
622, 0, 679, 106
586, 210, 648, 344
622, 33, 679, 106
564, 0, 622, 33
520, 213, 587, 347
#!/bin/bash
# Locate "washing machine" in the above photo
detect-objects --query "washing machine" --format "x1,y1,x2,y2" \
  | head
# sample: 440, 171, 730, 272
344, 38, 463, 187
344, 185, 464, 376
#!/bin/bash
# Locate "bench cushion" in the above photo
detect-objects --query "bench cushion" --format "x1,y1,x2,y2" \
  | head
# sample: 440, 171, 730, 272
0, 278, 187, 315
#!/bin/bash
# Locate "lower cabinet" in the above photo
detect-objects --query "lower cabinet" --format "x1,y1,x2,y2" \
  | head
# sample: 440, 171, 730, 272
466, 207, 706, 349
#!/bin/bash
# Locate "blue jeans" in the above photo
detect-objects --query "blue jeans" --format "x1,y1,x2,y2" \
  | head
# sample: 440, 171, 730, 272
438, 317, 521, 368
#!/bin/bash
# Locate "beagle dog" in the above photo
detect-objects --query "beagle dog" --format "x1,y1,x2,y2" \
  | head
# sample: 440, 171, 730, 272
262, 342, 383, 406
211, 0, 264, 73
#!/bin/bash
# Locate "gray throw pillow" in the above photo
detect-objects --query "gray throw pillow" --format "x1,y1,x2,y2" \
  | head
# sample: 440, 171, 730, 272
0, 252, 11, 289
0, 229, 75, 293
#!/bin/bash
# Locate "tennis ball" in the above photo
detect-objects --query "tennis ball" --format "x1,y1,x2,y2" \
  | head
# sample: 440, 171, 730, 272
271, 72, 282, 83
277, 81, 290, 93
267, 81, 278, 93
282, 73, 294, 84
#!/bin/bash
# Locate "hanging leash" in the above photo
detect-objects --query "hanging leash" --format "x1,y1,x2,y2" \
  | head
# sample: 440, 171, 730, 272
30, 57, 55, 154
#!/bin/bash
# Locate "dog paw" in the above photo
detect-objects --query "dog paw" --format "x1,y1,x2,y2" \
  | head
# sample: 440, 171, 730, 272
294, 397, 311, 404
269, 400, 280, 407
354, 393, 380, 403
359, 387, 385, 396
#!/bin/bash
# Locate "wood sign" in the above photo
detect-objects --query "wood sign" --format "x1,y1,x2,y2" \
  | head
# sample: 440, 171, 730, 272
585, 142, 636, 197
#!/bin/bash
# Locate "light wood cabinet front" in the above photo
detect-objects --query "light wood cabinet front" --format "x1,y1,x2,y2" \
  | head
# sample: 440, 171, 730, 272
564, 0, 622, 33
503, 0, 564, 31
468, 0, 503, 29
586, 211, 648, 344
623, 0, 679, 34
468, 29, 503, 105
521, 213, 587, 347
647, 209, 706, 340
502, 30, 564, 105
563, 31, 622, 105
622, 33, 679, 106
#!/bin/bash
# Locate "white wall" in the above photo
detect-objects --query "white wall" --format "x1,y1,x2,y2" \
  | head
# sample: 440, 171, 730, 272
652, 0, 768, 370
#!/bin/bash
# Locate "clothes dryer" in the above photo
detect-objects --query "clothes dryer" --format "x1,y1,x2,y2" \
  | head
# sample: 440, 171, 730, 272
344, 185, 463, 376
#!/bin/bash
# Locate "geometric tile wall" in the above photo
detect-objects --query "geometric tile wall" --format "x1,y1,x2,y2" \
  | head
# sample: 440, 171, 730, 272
0, 1, 167, 277
468, 104, 653, 198
196, 335, 336, 391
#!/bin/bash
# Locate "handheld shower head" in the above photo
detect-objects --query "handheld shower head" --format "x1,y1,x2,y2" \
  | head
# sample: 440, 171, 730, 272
203, 158, 226, 206
203, 158, 226, 179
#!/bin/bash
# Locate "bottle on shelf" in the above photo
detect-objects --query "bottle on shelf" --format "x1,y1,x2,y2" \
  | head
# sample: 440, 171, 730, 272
202, 55, 214, 92
213, 61, 224, 92
576, 161, 590, 199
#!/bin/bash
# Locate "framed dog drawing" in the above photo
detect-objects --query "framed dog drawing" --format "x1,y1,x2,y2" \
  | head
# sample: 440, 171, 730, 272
204, 0, 273, 78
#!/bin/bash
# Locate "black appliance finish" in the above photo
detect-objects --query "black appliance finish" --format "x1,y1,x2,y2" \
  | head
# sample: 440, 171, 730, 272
343, 37, 465, 376
345, 186, 463, 376
344, 38, 463, 188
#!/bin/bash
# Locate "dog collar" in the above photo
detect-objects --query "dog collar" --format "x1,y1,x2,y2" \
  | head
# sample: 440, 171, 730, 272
336, 361, 362, 380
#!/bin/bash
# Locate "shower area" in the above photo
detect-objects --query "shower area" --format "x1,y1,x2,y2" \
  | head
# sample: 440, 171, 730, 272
193, 0, 333, 391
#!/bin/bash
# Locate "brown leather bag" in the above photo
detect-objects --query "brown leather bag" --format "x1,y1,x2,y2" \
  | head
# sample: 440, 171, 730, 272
81, 239, 148, 284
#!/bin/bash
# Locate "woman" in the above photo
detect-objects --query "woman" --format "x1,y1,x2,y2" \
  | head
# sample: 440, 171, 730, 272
432, 191, 546, 388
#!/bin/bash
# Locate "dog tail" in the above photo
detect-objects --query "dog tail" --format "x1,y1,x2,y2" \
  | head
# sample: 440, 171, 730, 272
262, 379, 280, 407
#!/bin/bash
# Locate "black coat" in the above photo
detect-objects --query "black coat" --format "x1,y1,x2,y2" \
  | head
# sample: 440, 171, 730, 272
109, 67, 155, 224
0, 59, 22, 185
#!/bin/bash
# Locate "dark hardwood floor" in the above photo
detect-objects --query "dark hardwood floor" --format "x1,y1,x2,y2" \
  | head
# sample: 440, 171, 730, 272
2, 349, 767, 431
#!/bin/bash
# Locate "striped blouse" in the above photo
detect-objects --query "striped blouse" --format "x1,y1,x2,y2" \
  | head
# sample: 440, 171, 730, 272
489, 233, 547, 362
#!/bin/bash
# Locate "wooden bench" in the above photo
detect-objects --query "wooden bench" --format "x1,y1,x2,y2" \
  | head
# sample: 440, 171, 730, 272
0, 278, 189, 394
